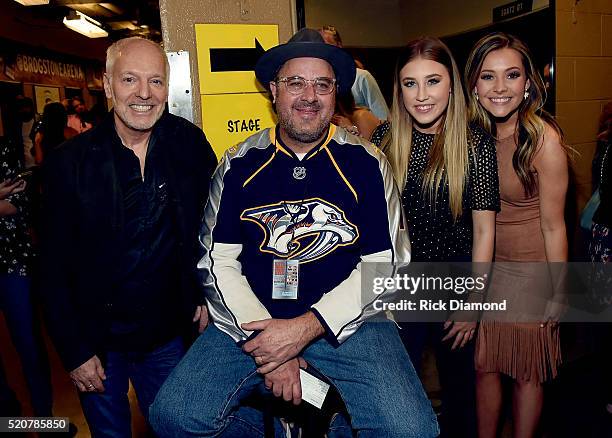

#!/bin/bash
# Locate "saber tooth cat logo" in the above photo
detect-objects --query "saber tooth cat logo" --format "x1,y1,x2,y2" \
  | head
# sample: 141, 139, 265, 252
241, 198, 358, 263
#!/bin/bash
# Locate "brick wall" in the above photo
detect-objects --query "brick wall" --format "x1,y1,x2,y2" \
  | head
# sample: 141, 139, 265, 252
556, 0, 612, 213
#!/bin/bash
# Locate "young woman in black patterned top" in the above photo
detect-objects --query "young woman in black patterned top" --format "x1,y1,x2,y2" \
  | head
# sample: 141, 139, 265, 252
381, 37, 500, 438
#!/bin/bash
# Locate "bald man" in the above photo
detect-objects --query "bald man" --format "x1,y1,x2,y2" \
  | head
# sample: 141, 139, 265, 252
40, 37, 216, 436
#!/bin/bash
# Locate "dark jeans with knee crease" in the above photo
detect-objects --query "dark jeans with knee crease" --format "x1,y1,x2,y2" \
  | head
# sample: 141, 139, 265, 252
79, 336, 184, 438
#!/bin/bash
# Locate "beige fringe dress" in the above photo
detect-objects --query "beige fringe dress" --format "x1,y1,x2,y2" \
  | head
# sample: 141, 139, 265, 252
475, 135, 561, 383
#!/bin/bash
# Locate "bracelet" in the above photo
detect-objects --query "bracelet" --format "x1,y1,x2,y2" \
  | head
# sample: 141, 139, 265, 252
346, 125, 360, 136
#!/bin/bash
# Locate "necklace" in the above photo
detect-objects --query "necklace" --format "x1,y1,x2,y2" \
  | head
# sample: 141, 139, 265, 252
495, 131, 515, 142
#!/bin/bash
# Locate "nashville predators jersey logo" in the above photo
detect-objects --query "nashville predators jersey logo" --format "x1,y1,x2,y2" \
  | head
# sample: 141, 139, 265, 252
241, 198, 358, 263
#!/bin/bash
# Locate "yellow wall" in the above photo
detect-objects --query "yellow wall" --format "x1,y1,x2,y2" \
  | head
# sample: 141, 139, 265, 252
159, 0, 295, 129
555, 0, 612, 213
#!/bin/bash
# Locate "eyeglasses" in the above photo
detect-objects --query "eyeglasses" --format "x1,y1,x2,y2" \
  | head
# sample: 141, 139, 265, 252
276, 76, 337, 95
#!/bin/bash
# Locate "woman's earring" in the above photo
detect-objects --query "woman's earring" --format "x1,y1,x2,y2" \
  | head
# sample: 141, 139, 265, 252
524, 90, 529, 100
475, 92, 479, 101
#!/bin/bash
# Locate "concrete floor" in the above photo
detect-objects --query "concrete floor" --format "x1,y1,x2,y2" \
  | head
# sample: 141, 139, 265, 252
0, 312, 148, 438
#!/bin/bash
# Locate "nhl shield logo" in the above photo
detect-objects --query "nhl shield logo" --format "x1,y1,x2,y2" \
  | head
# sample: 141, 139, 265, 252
292, 167, 306, 180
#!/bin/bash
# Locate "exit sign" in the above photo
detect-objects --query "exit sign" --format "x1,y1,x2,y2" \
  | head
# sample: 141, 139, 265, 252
493, 0, 533, 22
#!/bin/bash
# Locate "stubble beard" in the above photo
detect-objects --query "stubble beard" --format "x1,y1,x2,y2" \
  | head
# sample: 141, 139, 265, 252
278, 103, 331, 144
115, 103, 164, 132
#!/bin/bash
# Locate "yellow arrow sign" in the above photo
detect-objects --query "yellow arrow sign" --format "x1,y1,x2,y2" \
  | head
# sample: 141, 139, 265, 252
195, 23, 279, 95
195, 23, 280, 158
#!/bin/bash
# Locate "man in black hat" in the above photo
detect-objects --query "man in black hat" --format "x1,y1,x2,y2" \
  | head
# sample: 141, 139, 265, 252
150, 28, 438, 437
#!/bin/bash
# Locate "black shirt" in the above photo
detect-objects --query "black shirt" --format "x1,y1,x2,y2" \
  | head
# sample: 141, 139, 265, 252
402, 127, 500, 262
107, 131, 181, 351
40, 111, 217, 372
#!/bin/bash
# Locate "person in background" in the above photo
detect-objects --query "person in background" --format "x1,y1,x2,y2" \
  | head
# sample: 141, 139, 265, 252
39, 37, 216, 437
71, 96, 87, 114
33, 102, 77, 166
592, 102, 612, 194
588, 101, 612, 420
383, 36, 499, 438
15, 96, 37, 169
332, 91, 383, 141
66, 104, 92, 134
465, 32, 569, 438
0, 137, 53, 418
319, 25, 390, 120
82, 103, 108, 128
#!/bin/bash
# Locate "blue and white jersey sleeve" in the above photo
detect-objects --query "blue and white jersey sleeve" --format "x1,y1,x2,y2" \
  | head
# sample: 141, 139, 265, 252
198, 148, 272, 342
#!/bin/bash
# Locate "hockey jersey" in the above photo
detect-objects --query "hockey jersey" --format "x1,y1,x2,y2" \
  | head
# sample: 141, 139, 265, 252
198, 124, 409, 345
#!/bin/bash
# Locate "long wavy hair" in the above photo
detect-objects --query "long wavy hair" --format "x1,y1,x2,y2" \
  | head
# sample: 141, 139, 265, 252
465, 32, 566, 195
387, 37, 469, 220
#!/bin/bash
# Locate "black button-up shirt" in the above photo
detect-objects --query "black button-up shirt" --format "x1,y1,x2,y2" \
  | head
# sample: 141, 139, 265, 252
107, 132, 181, 351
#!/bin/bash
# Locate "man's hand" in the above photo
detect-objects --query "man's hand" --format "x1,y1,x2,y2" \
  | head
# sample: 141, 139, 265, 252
442, 321, 476, 350
264, 357, 307, 405
241, 312, 324, 374
193, 304, 209, 333
0, 178, 26, 200
69, 355, 106, 393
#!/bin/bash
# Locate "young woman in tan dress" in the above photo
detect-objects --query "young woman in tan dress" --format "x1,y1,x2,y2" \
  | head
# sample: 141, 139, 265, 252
465, 33, 569, 438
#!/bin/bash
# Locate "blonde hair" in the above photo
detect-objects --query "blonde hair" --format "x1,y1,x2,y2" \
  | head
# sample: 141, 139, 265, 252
105, 37, 170, 80
465, 32, 567, 195
386, 37, 469, 220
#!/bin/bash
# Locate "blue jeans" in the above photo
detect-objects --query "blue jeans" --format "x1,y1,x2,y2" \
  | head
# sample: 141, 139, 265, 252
150, 322, 439, 437
80, 336, 184, 438
0, 273, 52, 416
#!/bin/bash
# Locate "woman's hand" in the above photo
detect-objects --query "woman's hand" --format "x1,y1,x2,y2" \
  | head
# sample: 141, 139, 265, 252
0, 178, 26, 200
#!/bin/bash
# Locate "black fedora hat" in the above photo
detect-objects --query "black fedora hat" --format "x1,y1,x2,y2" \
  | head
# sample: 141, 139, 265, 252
255, 28, 356, 95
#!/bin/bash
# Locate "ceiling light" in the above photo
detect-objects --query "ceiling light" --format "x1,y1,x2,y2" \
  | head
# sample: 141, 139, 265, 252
13, 0, 50, 5
63, 10, 108, 38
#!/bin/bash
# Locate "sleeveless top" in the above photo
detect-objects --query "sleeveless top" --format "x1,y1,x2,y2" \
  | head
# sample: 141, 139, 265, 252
494, 134, 546, 262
